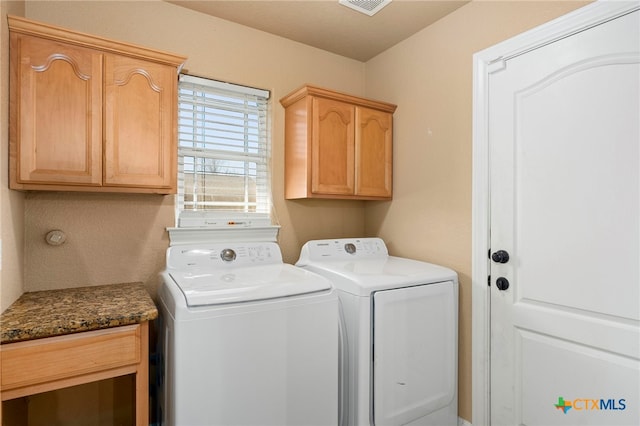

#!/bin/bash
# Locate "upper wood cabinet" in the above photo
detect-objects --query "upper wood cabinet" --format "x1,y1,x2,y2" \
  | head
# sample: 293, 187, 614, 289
8, 16, 187, 194
280, 85, 397, 200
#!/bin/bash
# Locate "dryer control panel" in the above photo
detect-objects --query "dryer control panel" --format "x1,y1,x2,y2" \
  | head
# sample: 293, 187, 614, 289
298, 238, 388, 263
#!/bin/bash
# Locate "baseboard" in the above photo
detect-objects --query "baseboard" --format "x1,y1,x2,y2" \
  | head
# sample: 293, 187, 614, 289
458, 417, 472, 426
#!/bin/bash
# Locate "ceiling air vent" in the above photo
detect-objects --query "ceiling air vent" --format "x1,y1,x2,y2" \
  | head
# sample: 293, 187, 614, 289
339, 0, 392, 17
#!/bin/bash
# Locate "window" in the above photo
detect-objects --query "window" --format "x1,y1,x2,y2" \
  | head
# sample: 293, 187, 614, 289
177, 75, 271, 227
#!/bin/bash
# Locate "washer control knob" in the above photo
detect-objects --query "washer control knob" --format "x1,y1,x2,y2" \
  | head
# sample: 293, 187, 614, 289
344, 243, 356, 254
220, 248, 237, 262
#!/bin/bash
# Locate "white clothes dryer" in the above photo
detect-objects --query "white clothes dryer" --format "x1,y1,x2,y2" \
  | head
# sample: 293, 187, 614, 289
158, 242, 339, 426
296, 238, 458, 426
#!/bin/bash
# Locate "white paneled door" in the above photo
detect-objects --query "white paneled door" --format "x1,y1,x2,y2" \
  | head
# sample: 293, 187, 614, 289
488, 8, 640, 426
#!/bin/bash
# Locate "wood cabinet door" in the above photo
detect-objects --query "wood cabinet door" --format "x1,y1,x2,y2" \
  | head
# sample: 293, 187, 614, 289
355, 107, 392, 197
12, 35, 103, 186
311, 97, 355, 195
103, 55, 176, 191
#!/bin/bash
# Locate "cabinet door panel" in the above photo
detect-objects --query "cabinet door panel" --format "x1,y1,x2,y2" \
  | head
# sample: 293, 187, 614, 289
104, 55, 176, 190
13, 35, 102, 186
356, 107, 392, 197
312, 98, 355, 195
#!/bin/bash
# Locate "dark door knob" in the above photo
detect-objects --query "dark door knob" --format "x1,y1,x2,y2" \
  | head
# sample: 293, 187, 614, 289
491, 250, 510, 263
496, 277, 510, 291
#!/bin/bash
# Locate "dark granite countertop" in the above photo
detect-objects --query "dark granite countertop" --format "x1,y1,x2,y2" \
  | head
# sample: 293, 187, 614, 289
0, 283, 158, 344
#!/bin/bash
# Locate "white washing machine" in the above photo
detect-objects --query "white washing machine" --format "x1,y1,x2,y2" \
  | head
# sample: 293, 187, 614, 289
296, 238, 458, 426
158, 242, 339, 426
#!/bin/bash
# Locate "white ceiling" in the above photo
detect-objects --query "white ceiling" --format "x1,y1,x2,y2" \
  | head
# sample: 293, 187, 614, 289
167, 0, 470, 62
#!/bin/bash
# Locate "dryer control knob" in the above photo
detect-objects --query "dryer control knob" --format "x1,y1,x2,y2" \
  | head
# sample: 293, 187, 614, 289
220, 248, 237, 262
344, 243, 356, 254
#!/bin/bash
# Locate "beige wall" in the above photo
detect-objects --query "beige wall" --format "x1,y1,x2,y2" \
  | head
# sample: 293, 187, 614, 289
364, 0, 590, 421
19, 0, 368, 297
0, 0, 25, 312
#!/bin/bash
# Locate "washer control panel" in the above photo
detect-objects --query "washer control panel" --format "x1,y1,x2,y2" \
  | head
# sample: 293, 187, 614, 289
297, 238, 388, 263
167, 242, 282, 269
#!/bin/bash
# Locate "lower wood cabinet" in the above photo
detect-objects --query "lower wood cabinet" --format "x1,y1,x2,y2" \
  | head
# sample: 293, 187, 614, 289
0, 323, 150, 426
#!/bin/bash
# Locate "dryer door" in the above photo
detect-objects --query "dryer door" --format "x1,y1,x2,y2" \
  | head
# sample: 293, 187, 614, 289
373, 281, 457, 425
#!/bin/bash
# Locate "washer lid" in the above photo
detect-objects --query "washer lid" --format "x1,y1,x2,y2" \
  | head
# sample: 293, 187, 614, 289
169, 263, 332, 307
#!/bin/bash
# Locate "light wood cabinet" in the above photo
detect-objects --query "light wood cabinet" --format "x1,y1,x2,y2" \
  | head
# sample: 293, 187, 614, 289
280, 85, 396, 200
1, 323, 150, 426
8, 16, 187, 194
0, 283, 157, 426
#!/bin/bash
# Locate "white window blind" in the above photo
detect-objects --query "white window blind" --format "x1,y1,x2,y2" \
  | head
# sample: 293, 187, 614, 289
177, 75, 271, 227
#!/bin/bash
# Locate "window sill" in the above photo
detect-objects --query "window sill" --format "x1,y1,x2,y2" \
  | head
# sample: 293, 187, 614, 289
166, 226, 280, 246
